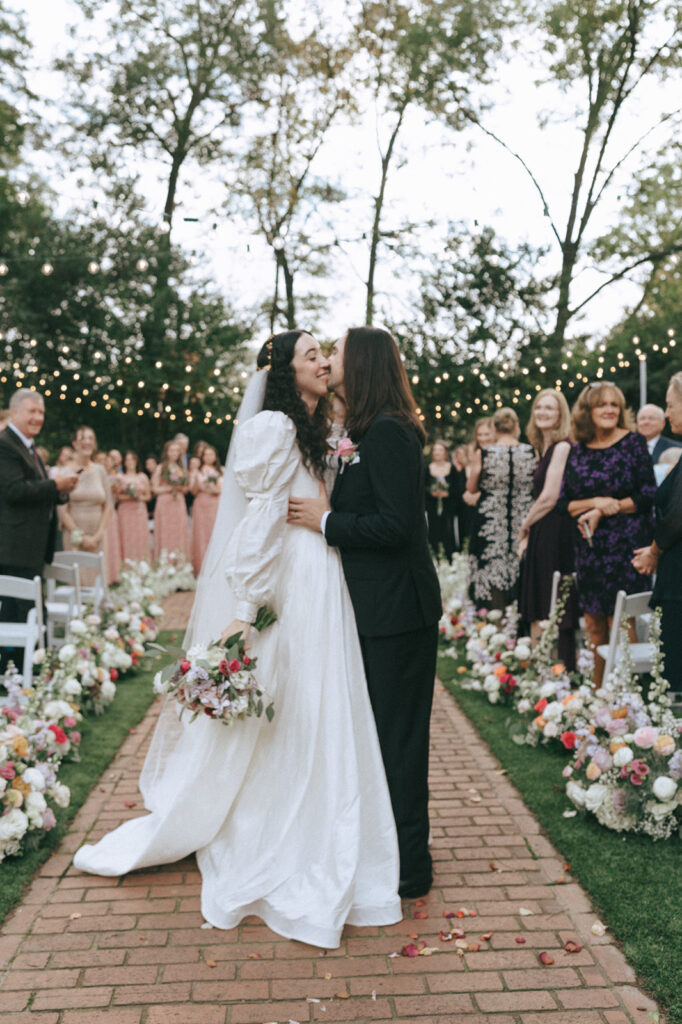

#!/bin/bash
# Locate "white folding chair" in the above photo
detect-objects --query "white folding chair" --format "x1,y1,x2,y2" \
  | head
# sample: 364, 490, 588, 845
44, 562, 82, 647
52, 551, 106, 608
0, 575, 44, 678
597, 589, 656, 685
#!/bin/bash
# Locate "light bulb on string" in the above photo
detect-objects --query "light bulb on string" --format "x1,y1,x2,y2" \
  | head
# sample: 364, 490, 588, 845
87, 261, 99, 274
41, 262, 54, 276
136, 258, 149, 272
0, 262, 8, 276
17, 189, 29, 206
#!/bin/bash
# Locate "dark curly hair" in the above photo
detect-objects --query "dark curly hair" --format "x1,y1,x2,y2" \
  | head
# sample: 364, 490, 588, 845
256, 330, 329, 479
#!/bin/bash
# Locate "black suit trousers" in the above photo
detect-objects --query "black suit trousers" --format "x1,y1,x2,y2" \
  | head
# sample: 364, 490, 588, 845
359, 623, 438, 885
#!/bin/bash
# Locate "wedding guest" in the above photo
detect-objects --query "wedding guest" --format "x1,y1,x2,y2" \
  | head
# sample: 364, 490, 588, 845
49, 446, 75, 480
96, 451, 122, 583
425, 440, 458, 561
59, 425, 113, 585
115, 451, 152, 563
173, 432, 190, 469
636, 403, 682, 464
654, 447, 682, 485
186, 454, 201, 514
462, 417, 495, 514
633, 371, 682, 687
468, 407, 536, 610
518, 389, 578, 669
144, 454, 159, 520
559, 383, 655, 686
108, 448, 123, 474
152, 439, 190, 560
0, 390, 78, 665
452, 444, 470, 548
190, 445, 223, 574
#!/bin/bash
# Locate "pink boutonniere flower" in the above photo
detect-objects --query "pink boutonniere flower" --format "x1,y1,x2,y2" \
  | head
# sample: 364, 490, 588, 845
336, 437, 359, 470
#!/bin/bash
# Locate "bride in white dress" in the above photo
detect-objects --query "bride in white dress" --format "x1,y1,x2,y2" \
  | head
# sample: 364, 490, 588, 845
73, 330, 402, 948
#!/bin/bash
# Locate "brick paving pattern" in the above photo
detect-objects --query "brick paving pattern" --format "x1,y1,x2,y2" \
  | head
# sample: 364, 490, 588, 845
0, 592, 661, 1023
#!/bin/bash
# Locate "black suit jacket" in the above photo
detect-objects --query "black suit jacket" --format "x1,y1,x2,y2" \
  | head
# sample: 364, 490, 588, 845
653, 458, 682, 604
325, 413, 442, 637
651, 435, 682, 463
0, 426, 62, 574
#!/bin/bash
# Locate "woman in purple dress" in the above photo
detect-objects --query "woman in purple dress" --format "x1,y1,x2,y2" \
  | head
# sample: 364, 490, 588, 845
518, 389, 577, 669
558, 383, 656, 686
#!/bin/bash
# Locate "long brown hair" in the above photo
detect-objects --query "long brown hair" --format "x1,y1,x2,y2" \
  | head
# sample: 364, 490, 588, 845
343, 327, 425, 444
526, 389, 571, 452
571, 382, 634, 444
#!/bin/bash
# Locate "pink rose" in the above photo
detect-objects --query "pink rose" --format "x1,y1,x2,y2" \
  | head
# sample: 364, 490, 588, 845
228, 659, 241, 674
64, 717, 77, 728
561, 731, 577, 750
69, 731, 81, 744
0, 764, 16, 780
592, 748, 613, 771
180, 660, 191, 674
633, 727, 658, 749
630, 774, 644, 786
586, 761, 602, 780
109, 669, 119, 682
43, 808, 57, 830
337, 437, 355, 458
606, 719, 628, 737
630, 759, 650, 777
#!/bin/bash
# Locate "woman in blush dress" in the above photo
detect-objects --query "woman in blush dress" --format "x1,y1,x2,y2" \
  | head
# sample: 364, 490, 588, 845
96, 451, 122, 584
115, 451, 152, 564
73, 330, 401, 948
152, 440, 190, 561
559, 382, 655, 687
60, 426, 113, 584
468, 407, 536, 610
190, 445, 223, 575
518, 389, 578, 669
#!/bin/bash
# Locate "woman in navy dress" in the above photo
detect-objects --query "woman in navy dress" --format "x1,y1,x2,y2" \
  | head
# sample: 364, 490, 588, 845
559, 383, 655, 686
518, 389, 578, 670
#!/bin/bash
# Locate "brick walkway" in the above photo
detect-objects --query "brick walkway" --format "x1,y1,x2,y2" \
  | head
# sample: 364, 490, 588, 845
0, 594, 661, 1024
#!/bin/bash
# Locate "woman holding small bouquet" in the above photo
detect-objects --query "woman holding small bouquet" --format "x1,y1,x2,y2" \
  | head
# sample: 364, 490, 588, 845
151, 439, 190, 561
74, 330, 401, 948
425, 440, 458, 561
59, 425, 113, 584
115, 451, 151, 563
190, 444, 223, 574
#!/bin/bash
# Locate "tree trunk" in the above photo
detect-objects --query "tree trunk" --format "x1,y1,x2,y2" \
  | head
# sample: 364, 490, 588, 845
280, 252, 296, 329
365, 105, 407, 324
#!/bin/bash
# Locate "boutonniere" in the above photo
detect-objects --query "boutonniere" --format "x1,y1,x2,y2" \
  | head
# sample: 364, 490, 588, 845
336, 436, 360, 471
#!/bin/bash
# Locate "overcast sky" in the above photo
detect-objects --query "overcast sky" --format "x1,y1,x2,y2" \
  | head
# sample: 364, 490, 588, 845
16, 0, 675, 346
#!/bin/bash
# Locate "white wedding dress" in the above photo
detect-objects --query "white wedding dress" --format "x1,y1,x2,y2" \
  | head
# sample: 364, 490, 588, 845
74, 411, 402, 947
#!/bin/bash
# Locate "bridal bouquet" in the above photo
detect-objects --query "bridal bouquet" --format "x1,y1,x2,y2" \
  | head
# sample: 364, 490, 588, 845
153, 608, 276, 727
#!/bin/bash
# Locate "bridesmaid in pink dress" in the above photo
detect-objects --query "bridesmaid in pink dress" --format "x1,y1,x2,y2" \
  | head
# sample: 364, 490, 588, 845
115, 451, 152, 564
152, 439, 190, 561
190, 444, 223, 575
95, 453, 122, 584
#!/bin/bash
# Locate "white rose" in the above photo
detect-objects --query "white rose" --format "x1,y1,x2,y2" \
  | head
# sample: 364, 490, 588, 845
488, 690, 500, 704
25, 790, 47, 827
104, 627, 120, 642
566, 781, 586, 807
62, 679, 82, 698
488, 610, 502, 621
517, 699, 532, 714
540, 681, 556, 699
613, 747, 633, 768
544, 701, 563, 722
43, 699, 73, 721
22, 768, 46, 792
101, 680, 117, 702
49, 782, 70, 808
480, 624, 496, 640
149, 604, 163, 617
483, 675, 500, 694
584, 783, 610, 813
652, 776, 678, 802
68, 620, 87, 636
32, 648, 46, 665
0, 778, 6, 796
58, 644, 76, 662
0, 807, 28, 842
129, 602, 142, 613
514, 644, 531, 660
114, 611, 130, 625
85, 613, 101, 627
543, 722, 559, 738
491, 632, 507, 647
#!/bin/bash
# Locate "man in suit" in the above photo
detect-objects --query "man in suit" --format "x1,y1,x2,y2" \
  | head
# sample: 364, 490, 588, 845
0, 390, 78, 664
289, 327, 442, 898
637, 403, 682, 463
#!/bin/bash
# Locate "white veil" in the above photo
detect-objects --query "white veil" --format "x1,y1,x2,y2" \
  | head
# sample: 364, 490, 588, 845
140, 368, 267, 801
183, 368, 268, 648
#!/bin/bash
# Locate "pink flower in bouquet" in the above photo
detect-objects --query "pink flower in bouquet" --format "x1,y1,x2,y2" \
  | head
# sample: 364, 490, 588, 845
64, 717, 77, 728
69, 730, 81, 744
630, 773, 644, 786
48, 724, 67, 745
43, 808, 57, 830
243, 656, 252, 666
228, 659, 241, 673
1, 707, 18, 722
337, 437, 355, 459
560, 731, 577, 750
218, 660, 229, 676
585, 761, 602, 780
653, 735, 676, 757
562, 764, 573, 777
180, 660, 191, 674
593, 707, 613, 729
630, 758, 650, 777
0, 764, 16, 780
592, 748, 613, 771
109, 669, 119, 682
633, 726, 658, 749
605, 718, 628, 737
534, 698, 548, 713
612, 789, 627, 813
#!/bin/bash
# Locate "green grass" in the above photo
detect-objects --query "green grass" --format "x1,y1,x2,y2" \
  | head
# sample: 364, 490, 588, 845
439, 654, 682, 1024
0, 630, 180, 925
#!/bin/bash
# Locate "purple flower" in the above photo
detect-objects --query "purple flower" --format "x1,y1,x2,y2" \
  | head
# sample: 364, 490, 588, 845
593, 708, 612, 729
592, 748, 613, 771
42, 808, 57, 830
605, 719, 629, 737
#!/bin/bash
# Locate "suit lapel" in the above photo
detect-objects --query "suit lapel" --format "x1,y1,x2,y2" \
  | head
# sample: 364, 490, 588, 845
1, 427, 41, 478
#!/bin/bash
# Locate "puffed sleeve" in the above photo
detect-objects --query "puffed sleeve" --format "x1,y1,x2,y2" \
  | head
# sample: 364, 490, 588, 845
224, 411, 299, 623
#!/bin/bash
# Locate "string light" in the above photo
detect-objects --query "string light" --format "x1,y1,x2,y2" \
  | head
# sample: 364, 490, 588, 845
40, 262, 54, 276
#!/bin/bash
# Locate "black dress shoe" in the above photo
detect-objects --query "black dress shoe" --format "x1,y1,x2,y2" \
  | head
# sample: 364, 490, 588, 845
398, 875, 433, 899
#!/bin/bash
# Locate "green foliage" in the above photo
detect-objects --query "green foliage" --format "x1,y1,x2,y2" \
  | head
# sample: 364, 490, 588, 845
439, 655, 682, 1024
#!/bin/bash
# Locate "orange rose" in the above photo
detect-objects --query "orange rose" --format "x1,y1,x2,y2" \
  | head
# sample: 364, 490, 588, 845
534, 716, 547, 728
11, 776, 30, 797
457, 666, 468, 674
11, 735, 29, 758
609, 740, 627, 754
552, 663, 565, 676
562, 694, 577, 706
493, 664, 506, 678
611, 707, 629, 720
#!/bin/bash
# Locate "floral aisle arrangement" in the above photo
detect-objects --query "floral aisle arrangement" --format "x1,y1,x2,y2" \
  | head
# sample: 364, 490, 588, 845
564, 615, 682, 839
0, 555, 194, 863
435, 558, 682, 841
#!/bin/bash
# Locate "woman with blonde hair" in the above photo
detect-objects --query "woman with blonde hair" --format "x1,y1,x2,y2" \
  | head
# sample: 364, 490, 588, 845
558, 382, 655, 686
518, 389, 578, 668
60, 425, 113, 584
633, 371, 682, 686
468, 406, 536, 609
